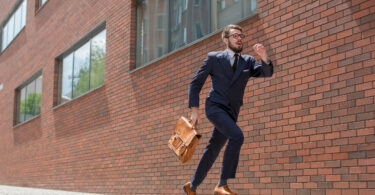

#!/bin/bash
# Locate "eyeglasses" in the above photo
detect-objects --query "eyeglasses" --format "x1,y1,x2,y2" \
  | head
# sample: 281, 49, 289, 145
228, 33, 245, 39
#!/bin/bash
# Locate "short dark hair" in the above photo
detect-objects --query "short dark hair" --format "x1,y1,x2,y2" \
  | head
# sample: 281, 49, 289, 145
222, 24, 242, 40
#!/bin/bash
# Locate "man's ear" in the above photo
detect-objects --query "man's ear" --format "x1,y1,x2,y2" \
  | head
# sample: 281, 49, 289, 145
223, 38, 228, 45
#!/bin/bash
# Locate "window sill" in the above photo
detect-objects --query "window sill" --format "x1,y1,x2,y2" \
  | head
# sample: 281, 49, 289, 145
13, 114, 41, 129
52, 84, 105, 111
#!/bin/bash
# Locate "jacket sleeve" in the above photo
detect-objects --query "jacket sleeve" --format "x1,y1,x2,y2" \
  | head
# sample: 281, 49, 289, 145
188, 54, 213, 108
249, 56, 274, 78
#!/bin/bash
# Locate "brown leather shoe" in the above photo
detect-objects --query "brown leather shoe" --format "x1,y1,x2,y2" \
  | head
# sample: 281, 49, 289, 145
183, 182, 196, 195
213, 185, 238, 195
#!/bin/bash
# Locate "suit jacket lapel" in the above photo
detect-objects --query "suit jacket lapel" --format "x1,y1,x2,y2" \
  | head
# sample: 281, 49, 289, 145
219, 50, 233, 75
230, 55, 245, 85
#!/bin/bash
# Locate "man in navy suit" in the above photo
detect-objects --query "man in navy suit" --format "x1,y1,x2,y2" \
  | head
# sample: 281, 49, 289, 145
183, 24, 274, 195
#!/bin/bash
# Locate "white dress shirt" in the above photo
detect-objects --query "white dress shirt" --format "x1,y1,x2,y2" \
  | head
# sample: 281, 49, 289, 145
226, 49, 240, 67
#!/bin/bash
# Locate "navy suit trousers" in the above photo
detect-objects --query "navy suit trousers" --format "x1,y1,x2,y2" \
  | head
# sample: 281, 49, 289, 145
191, 102, 244, 187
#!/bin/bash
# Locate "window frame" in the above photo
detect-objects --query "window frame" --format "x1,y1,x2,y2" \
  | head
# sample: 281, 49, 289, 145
14, 70, 42, 127
133, 0, 258, 72
35, 0, 49, 13
55, 21, 106, 106
1, 0, 27, 53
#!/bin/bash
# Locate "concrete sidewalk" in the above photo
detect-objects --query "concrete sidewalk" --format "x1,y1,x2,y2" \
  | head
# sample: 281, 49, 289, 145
0, 185, 102, 195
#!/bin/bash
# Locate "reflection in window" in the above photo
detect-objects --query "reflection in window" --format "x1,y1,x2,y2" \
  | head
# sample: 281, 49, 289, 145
59, 29, 106, 104
136, 0, 256, 67
1, 0, 27, 51
61, 54, 73, 103
216, 0, 256, 29
17, 75, 42, 124
19, 88, 26, 123
14, 7, 22, 35
73, 42, 90, 98
90, 30, 106, 90
25, 80, 36, 121
34, 76, 42, 115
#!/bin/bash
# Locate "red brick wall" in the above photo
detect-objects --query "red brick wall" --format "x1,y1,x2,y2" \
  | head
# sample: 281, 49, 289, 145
0, 0, 374, 194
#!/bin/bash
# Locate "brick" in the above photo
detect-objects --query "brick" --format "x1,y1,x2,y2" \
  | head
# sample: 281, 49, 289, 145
360, 190, 375, 195
304, 182, 318, 188
326, 146, 340, 153
311, 189, 325, 195
353, 8, 370, 20
354, 37, 371, 48
337, 29, 353, 39
358, 128, 374, 136
349, 136, 366, 144
321, 7, 336, 18
304, 169, 318, 175
326, 189, 342, 195
359, 158, 375, 166
333, 182, 349, 188
297, 189, 311, 195
360, 13, 375, 24
290, 183, 303, 189
326, 175, 341, 181
333, 153, 349, 160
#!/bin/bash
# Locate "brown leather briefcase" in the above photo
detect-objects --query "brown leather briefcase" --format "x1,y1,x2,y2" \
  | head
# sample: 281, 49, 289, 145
168, 116, 201, 164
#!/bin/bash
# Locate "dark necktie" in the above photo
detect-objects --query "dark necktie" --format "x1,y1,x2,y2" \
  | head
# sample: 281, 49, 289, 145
233, 54, 238, 72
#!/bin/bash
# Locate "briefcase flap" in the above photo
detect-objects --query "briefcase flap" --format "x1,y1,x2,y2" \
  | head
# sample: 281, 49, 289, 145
174, 116, 201, 145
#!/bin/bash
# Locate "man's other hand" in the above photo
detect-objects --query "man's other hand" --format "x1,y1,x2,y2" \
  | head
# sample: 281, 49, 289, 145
190, 107, 199, 129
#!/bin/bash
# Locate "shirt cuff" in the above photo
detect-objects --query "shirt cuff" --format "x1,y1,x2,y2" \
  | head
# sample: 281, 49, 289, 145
261, 58, 271, 65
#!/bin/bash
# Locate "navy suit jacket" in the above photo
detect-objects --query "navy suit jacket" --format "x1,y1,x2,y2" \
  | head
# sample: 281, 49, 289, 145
188, 50, 274, 119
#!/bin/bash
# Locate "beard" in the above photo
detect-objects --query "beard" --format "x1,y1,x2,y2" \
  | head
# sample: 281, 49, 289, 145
228, 40, 243, 53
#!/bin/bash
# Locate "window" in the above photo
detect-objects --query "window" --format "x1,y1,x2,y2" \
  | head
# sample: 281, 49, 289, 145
157, 15, 165, 30
58, 27, 106, 104
195, 23, 203, 39
183, 0, 188, 11
136, 0, 257, 67
16, 73, 42, 124
1, 0, 27, 52
38, 0, 48, 9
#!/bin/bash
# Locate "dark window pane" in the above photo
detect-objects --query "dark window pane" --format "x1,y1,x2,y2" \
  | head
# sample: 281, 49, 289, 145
216, 0, 255, 29
61, 53, 73, 103
34, 76, 42, 115
195, 23, 203, 39
90, 30, 106, 89
191, 1, 210, 39
169, 0, 185, 49
157, 15, 164, 29
169, 0, 210, 50
136, 0, 168, 66
25, 81, 36, 121
73, 42, 90, 98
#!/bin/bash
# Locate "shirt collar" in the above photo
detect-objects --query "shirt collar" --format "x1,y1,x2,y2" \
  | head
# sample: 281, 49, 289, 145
226, 49, 240, 58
